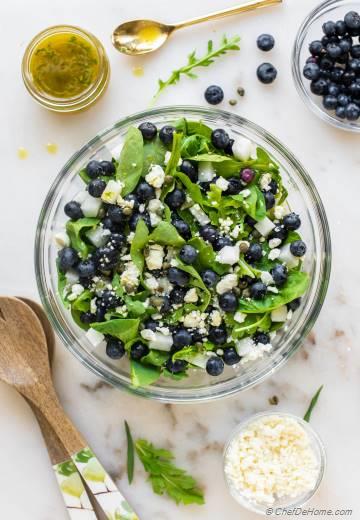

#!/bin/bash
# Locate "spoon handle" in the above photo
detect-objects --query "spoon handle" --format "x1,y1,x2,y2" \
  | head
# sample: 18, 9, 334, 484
174, 0, 282, 30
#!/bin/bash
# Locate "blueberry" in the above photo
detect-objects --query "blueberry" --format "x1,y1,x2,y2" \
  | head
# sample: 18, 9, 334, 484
322, 20, 337, 36
344, 11, 360, 31
330, 68, 344, 84
108, 233, 125, 248
290, 240, 307, 257
95, 307, 106, 322
161, 295, 171, 314
143, 319, 158, 332
100, 160, 115, 175
172, 217, 191, 240
257, 33, 275, 51
58, 247, 79, 271
345, 102, 360, 120
206, 356, 224, 376
253, 331, 270, 344
208, 326, 227, 345
257, 63, 277, 84
86, 160, 103, 179
93, 246, 119, 271
136, 181, 155, 202
310, 78, 328, 96
250, 281, 267, 300
130, 342, 149, 360
88, 179, 106, 198
211, 128, 230, 150
287, 297, 301, 312
335, 20, 347, 36
102, 217, 121, 233
138, 121, 157, 140
179, 245, 198, 264
319, 56, 334, 70
124, 193, 140, 211
199, 224, 218, 244
204, 85, 224, 105
168, 267, 190, 287
80, 312, 96, 324
191, 329, 205, 344
336, 106, 346, 119
326, 43, 342, 59
263, 191, 275, 210
306, 56, 318, 64
79, 277, 92, 288
337, 93, 350, 106
169, 287, 186, 304
165, 359, 187, 374
303, 62, 320, 81
224, 138, 234, 155
97, 290, 121, 310
180, 160, 198, 182
319, 68, 331, 80
269, 224, 288, 242
339, 38, 352, 54
271, 264, 288, 286
323, 95, 338, 109
106, 338, 125, 359
214, 235, 233, 251
240, 168, 255, 184
349, 82, 360, 97
64, 201, 83, 220
107, 205, 125, 223
223, 347, 241, 365
129, 212, 151, 231
309, 40, 323, 56
201, 269, 219, 288
173, 328, 192, 349
225, 177, 243, 195
165, 188, 186, 210
343, 70, 356, 86
245, 243, 263, 263
349, 58, 360, 73
219, 291, 238, 312
77, 259, 96, 278
269, 180, 278, 194
159, 125, 175, 145
283, 212, 301, 230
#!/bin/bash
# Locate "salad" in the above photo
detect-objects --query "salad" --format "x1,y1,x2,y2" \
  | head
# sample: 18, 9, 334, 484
55, 118, 309, 387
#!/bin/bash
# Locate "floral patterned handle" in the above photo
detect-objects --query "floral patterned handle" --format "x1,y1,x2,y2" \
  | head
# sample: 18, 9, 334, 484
54, 459, 97, 519
72, 447, 139, 520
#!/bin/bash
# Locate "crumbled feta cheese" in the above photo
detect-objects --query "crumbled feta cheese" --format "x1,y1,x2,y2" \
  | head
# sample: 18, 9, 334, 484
234, 311, 246, 324
259, 173, 272, 191
148, 198, 164, 227
146, 244, 164, 270
241, 189, 251, 198
145, 164, 165, 188
127, 232, 135, 244
145, 275, 159, 292
260, 271, 274, 286
117, 195, 135, 215
65, 269, 79, 285
269, 238, 282, 249
141, 329, 156, 341
183, 311, 206, 329
267, 286, 279, 294
148, 332, 173, 351
271, 305, 288, 322
90, 298, 97, 314
164, 151, 181, 166
219, 217, 233, 234
157, 276, 173, 295
157, 326, 170, 336
215, 177, 230, 191
189, 204, 210, 225
231, 225, 240, 239
216, 273, 238, 294
235, 337, 272, 364
184, 288, 198, 303
198, 162, 216, 182
216, 244, 240, 265
81, 194, 102, 217
274, 205, 287, 220
101, 180, 123, 204
120, 263, 140, 293
67, 283, 84, 301
254, 217, 275, 237
268, 248, 281, 261
210, 310, 222, 327
87, 227, 110, 248
54, 231, 70, 248
138, 203, 145, 213
278, 244, 300, 269
85, 328, 105, 348
232, 136, 253, 161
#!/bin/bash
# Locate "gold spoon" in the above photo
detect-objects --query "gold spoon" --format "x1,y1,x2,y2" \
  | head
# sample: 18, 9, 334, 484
112, 0, 282, 55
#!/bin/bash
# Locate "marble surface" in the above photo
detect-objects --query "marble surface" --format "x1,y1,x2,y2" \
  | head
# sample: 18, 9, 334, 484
1, 0, 359, 517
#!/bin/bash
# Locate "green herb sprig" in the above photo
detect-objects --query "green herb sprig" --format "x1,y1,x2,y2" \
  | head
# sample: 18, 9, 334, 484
152, 35, 240, 102
303, 385, 323, 422
124, 420, 135, 484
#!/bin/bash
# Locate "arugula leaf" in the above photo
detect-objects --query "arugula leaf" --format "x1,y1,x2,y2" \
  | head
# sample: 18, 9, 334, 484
141, 349, 169, 367
174, 118, 213, 140
226, 313, 271, 339
148, 221, 185, 247
124, 421, 135, 485
130, 219, 149, 272
142, 136, 166, 175
125, 298, 148, 317
188, 237, 228, 275
191, 153, 242, 177
283, 230, 301, 245
116, 127, 144, 196
174, 172, 204, 206
91, 319, 140, 343
135, 439, 205, 505
304, 385, 323, 422
181, 134, 209, 158
165, 132, 183, 175
231, 185, 266, 221
172, 346, 199, 362
239, 271, 310, 313
176, 260, 211, 311
66, 218, 99, 258
56, 260, 70, 308
130, 360, 161, 387
153, 35, 240, 102
71, 289, 92, 312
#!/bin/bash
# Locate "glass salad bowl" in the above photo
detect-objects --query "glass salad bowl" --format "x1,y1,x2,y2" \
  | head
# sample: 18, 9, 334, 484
35, 106, 331, 402
292, 0, 360, 132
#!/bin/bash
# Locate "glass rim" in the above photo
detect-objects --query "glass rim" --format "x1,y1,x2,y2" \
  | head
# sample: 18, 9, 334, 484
223, 411, 327, 514
21, 24, 110, 112
34, 105, 332, 403
292, 0, 360, 133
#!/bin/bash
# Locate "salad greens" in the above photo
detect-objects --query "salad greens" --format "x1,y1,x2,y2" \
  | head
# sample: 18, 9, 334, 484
303, 385, 324, 422
124, 420, 135, 484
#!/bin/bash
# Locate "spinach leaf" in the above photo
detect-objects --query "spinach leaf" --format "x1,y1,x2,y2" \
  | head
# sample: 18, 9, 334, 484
71, 308, 89, 330
56, 260, 70, 308
165, 132, 182, 176
174, 118, 212, 139
188, 237, 228, 275
172, 346, 199, 362
162, 369, 189, 380
227, 313, 271, 339
239, 271, 309, 313
141, 350, 169, 367
174, 172, 204, 206
191, 153, 241, 177
181, 134, 209, 158
130, 219, 149, 272
142, 136, 166, 175
91, 319, 140, 342
125, 298, 148, 317
130, 360, 161, 387
203, 184, 222, 209
176, 260, 211, 310
231, 185, 266, 221
116, 127, 144, 196
71, 290, 92, 312
66, 218, 100, 258
283, 230, 301, 245
148, 221, 185, 247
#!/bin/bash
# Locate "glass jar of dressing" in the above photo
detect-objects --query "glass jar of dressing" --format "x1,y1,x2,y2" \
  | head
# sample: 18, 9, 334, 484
22, 25, 110, 112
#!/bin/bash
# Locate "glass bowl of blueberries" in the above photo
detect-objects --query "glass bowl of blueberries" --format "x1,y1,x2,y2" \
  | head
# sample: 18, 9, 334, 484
292, 0, 360, 131
35, 106, 331, 402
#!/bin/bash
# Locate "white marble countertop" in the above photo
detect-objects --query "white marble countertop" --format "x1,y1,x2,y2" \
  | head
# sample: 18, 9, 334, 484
1, 0, 359, 517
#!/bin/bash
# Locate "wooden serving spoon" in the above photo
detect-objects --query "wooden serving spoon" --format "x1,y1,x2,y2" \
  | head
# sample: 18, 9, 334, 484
0, 297, 138, 520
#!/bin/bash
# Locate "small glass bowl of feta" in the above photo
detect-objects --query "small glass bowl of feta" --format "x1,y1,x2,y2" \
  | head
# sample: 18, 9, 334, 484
223, 412, 326, 514
35, 106, 331, 402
